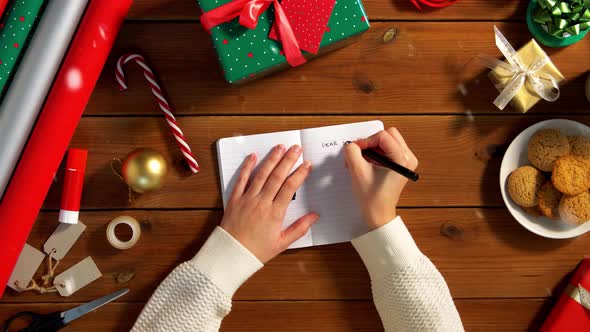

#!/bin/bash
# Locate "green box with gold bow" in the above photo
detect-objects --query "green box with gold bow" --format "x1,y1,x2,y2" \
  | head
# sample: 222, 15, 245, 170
527, 0, 590, 47
198, 0, 370, 84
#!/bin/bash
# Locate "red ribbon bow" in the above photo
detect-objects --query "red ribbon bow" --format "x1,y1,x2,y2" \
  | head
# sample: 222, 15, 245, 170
410, 0, 458, 10
201, 0, 306, 67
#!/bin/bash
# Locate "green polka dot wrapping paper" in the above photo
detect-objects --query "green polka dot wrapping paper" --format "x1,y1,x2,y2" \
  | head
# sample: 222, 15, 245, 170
0, 0, 45, 94
199, 0, 370, 84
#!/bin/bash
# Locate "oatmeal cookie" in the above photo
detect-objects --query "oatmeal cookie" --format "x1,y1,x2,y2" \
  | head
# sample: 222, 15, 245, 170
522, 205, 543, 217
528, 129, 570, 172
552, 155, 590, 195
508, 166, 545, 207
537, 182, 562, 219
559, 191, 590, 224
570, 136, 590, 158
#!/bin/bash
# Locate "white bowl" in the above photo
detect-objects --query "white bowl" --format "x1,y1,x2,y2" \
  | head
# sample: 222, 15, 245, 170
500, 119, 590, 239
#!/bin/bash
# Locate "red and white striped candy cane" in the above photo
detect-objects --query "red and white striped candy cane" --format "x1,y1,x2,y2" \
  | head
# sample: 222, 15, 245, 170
115, 53, 200, 173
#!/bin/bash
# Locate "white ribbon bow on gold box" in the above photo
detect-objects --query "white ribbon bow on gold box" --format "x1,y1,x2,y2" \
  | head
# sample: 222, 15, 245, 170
480, 26, 564, 112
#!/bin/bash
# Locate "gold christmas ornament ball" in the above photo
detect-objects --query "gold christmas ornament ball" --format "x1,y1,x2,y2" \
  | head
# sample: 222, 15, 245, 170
122, 148, 168, 194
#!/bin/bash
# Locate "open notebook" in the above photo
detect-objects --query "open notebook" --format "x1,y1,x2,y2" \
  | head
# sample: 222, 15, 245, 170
217, 120, 384, 248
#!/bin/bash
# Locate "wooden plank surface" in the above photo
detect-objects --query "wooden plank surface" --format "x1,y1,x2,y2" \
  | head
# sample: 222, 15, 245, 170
5, 0, 587, 330
88, 22, 590, 116
0, 298, 549, 332
1, 208, 582, 303
127, 0, 526, 21
36, 115, 590, 209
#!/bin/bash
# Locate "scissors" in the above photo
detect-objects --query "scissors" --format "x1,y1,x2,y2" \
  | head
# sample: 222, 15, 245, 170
4, 288, 129, 332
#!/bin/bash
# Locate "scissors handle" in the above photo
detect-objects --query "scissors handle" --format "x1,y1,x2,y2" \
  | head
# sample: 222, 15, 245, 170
4, 311, 65, 332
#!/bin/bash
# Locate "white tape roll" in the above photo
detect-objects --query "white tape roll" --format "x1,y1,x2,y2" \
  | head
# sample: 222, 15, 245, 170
106, 216, 141, 250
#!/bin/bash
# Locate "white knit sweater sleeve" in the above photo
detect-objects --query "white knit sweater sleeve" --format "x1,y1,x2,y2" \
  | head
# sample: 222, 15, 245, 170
133, 217, 463, 332
131, 227, 263, 332
351, 216, 464, 332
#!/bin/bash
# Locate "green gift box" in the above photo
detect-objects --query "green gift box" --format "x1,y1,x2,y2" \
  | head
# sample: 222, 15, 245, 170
199, 0, 370, 84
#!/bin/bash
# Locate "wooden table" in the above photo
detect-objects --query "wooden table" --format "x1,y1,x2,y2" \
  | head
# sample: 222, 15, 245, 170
2, 0, 590, 330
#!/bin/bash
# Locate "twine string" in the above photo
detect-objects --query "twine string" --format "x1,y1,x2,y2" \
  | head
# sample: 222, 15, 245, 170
41, 249, 60, 286
14, 279, 57, 294
111, 158, 136, 202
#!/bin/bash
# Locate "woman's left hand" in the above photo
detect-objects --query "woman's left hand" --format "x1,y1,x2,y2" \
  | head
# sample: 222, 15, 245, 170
221, 144, 320, 263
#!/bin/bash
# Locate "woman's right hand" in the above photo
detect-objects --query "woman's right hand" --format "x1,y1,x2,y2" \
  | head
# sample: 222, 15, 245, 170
343, 128, 418, 231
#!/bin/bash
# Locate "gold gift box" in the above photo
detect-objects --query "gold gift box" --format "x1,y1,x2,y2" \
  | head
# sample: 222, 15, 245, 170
489, 39, 564, 113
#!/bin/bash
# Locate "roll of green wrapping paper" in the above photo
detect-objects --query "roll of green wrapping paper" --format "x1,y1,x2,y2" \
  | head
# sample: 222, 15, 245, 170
0, 0, 45, 93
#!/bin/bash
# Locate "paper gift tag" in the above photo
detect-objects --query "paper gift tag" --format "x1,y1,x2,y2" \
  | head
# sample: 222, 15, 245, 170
268, 0, 336, 54
43, 221, 86, 260
54, 257, 101, 297
7, 244, 45, 291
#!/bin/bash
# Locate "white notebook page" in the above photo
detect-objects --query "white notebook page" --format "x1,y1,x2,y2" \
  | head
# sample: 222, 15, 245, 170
217, 120, 384, 248
301, 121, 384, 245
217, 130, 313, 248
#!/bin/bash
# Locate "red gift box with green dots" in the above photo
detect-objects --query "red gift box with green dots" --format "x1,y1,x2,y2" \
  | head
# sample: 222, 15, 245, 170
199, 0, 370, 84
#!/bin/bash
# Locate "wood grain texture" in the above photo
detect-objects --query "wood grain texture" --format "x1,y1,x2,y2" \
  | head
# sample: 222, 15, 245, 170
39, 115, 590, 209
1, 209, 582, 303
87, 22, 590, 116
0, 298, 550, 331
5, 1, 586, 330
127, 0, 526, 21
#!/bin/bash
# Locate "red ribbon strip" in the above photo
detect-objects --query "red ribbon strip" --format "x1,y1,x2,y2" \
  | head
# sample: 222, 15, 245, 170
410, 0, 458, 10
201, 0, 306, 67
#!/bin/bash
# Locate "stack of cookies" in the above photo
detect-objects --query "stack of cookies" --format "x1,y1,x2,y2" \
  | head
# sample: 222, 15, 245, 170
507, 129, 590, 224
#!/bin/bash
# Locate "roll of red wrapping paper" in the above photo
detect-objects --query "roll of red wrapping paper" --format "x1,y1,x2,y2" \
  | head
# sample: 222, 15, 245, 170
0, 0, 132, 297
0, 0, 8, 18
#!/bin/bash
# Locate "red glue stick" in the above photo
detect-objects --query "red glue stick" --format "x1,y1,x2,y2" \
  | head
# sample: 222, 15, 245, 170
59, 149, 88, 224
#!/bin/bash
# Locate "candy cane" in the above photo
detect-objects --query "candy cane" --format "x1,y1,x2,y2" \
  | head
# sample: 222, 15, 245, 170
115, 53, 200, 173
